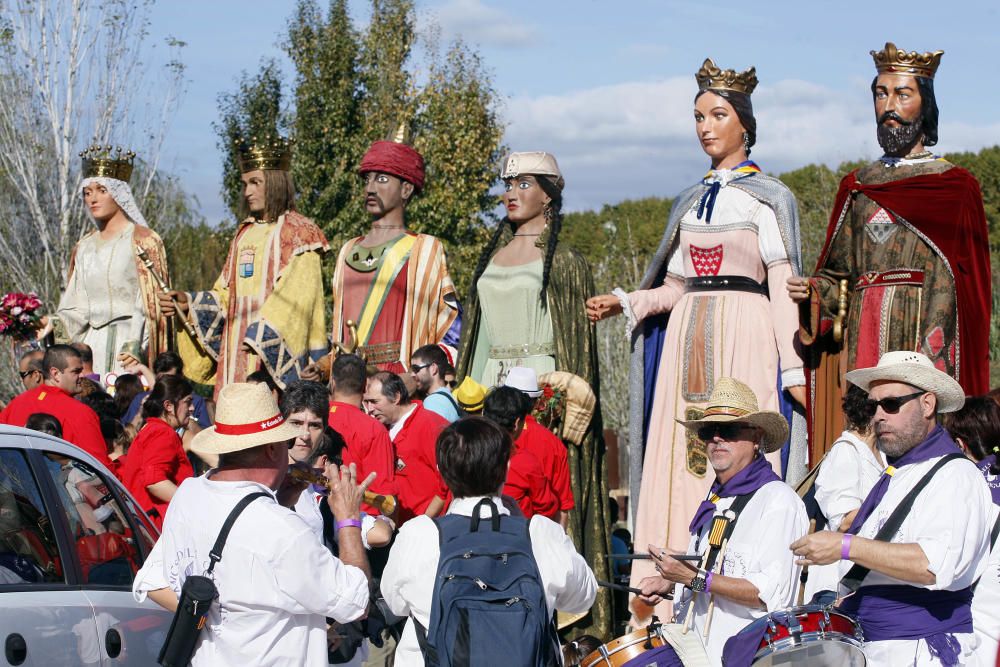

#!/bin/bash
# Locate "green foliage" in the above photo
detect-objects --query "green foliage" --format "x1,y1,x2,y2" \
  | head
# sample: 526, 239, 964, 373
214, 60, 287, 220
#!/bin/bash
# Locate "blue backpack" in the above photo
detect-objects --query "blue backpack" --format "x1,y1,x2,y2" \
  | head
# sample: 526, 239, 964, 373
413, 498, 560, 667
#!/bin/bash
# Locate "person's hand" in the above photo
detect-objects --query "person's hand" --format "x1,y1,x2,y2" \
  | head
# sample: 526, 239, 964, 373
35, 315, 53, 341
325, 461, 376, 522
838, 510, 859, 533
300, 363, 321, 382
786, 385, 807, 408
785, 277, 811, 304
157, 290, 189, 317
647, 543, 698, 585
790, 530, 845, 567
636, 574, 674, 607
585, 294, 623, 323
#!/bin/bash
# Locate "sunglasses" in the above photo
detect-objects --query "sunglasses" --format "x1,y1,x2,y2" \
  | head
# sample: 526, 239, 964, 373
410, 362, 431, 374
865, 391, 926, 414
18, 370, 39, 379
696, 422, 755, 442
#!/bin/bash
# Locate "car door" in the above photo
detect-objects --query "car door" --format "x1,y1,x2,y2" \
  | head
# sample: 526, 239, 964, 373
31, 445, 172, 666
0, 446, 98, 666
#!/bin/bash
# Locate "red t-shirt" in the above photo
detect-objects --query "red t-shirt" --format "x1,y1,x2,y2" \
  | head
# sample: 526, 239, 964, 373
328, 400, 397, 515
119, 417, 193, 529
517, 415, 574, 511
392, 403, 447, 523
504, 443, 560, 520
0, 385, 114, 473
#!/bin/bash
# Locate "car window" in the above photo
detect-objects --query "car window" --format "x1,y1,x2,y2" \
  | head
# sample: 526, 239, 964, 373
39, 452, 142, 587
0, 448, 63, 584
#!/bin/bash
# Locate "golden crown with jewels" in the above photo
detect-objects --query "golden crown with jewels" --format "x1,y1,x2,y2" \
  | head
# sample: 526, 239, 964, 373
696, 58, 758, 96
80, 144, 135, 182
236, 135, 293, 172
871, 42, 944, 79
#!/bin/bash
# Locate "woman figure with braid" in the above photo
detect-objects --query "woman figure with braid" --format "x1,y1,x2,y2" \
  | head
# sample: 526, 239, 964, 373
456, 151, 612, 638
586, 58, 805, 623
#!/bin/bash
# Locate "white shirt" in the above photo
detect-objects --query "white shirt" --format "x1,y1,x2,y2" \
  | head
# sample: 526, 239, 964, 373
133, 474, 369, 667
805, 431, 885, 600
293, 487, 380, 550
673, 480, 808, 665
837, 454, 993, 665
389, 404, 418, 441
380, 495, 597, 666
971, 505, 1000, 666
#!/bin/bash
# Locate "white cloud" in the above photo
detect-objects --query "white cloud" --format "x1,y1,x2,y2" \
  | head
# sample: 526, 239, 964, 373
501, 76, 998, 213
424, 0, 538, 48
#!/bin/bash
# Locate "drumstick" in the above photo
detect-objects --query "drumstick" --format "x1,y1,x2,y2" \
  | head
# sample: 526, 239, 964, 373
702, 535, 730, 639
598, 580, 674, 599
608, 553, 702, 561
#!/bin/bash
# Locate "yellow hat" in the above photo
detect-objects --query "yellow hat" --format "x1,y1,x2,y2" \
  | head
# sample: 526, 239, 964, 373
454, 376, 487, 413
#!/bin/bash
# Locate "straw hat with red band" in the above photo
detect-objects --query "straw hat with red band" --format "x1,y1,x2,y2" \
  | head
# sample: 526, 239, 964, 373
676, 377, 789, 453
191, 383, 302, 456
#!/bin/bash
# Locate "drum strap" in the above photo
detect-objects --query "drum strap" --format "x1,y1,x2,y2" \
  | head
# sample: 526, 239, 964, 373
840, 453, 964, 593
700, 491, 756, 574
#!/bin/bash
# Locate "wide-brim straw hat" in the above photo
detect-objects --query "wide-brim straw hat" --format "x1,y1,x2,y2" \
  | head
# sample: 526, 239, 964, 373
191, 382, 301, 456
676, 377, 789, 453
845, 350, 965, 413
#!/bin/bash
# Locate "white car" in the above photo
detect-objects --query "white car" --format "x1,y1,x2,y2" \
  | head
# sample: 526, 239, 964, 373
0, 425, 173, 665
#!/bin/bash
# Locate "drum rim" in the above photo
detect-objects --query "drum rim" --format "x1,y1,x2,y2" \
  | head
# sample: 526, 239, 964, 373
753, 630, 865, 660
580, 626, 667, 667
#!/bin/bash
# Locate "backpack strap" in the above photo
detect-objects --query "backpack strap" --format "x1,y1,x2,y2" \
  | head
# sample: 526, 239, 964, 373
435, 388, 463, 416
470, 497, 501, 532
840, 453, 964, 593
991, 512, 1000, 551
206, 491, 271, 575
701, 490, 756, 574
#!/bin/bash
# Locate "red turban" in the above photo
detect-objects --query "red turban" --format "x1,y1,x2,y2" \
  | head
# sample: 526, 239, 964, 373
359, 141, 425, 192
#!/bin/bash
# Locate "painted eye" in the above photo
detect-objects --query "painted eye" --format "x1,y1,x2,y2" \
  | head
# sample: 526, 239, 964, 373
504, 182, 513, 192
518, 181, 531, 190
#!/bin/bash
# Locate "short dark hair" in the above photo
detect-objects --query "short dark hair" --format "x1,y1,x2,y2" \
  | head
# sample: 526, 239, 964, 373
69, 342, 93, 365
309, 428, 347, 467
113, 374, 145, 419
942, 396, 1000, 470
247, 369, 283, 402
372, 371, 409, 404
436, 417, 512, 498
332, 354, 367, 395
142, 375, 193, 420
870, 75, 939, 146
412, 344, 451, 376
482, 386, 532, 434
153, 351, 184, 375
695, 88, 756, 153
842, 384, 875, 432
280, 381, 329, 428
81, 389, 117, 422
43, 344, 81, 374
25, 412, 62, 438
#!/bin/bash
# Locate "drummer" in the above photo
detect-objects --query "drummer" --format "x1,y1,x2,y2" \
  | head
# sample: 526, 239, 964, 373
637, 378, 807, 664
791, 351, 992, 665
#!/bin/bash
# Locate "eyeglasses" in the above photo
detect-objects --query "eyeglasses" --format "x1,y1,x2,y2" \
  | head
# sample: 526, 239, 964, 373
410, 362, 431, 374
866, 391, 926, 414
18, 370, 39, 379
696, 422, 755, 442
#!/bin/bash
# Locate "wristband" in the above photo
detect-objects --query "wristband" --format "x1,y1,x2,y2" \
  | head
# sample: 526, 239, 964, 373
336, 518, 363, 532
841, 533, 853, 560
704, 571, 714, 594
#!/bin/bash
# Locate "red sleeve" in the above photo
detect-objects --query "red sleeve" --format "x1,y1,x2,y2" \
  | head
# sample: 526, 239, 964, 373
140, 431, 179, 487
551, 447, 574, 511
523, 451, 560, 520
502, 464, 532, 518
66, 406, 115, 475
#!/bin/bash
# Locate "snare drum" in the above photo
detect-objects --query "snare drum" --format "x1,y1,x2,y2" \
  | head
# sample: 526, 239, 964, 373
751, 604, 865, 666
581, 624, 680, 667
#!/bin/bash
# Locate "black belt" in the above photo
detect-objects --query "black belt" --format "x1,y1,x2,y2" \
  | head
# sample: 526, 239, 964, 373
684, 275, 768, 296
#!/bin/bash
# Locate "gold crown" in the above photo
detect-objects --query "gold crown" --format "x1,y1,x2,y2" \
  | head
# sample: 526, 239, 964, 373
80, 144, 135, 182
236, 135, 293, 172
871, 42, 943, 79
696, 58, 758, 95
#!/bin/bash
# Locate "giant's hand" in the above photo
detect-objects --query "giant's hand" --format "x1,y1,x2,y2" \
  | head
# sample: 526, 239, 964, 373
157, 290, 189, 317
785, 277, 811, 304
585, 294, 623, 323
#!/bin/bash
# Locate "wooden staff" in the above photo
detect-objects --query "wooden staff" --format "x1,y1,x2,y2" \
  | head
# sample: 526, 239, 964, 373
286, 466, 397, 516
135, 246, 198, 339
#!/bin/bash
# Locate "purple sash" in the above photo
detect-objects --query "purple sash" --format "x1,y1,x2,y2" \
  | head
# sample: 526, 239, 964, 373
620, 643, 683, 667
846, 425, 960, 535
688, 454, 780, 535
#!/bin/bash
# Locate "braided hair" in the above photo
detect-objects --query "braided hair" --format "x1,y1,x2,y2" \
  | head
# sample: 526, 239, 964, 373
469, 174, 563, 311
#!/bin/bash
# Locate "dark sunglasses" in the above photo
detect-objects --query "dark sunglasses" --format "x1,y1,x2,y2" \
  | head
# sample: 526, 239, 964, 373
410, 362, 431, 374
866, 391, 925, 414
18, 369, 39, 379
696, 422, 754, 442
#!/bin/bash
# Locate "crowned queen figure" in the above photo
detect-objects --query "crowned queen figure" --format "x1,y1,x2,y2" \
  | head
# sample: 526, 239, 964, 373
57, 145, 170, 379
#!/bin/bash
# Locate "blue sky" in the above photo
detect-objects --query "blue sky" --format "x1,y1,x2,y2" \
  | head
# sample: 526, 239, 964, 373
147, 0, 1000, 223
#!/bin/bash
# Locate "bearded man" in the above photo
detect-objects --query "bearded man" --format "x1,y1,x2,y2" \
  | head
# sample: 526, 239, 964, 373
787, 43, 991, 461
160, 137, 330, 396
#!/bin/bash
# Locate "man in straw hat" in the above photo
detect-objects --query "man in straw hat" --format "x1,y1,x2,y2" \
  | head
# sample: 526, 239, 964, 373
132, 382, 374, 666
791, 351, 992, 666
637, 377, 807, 665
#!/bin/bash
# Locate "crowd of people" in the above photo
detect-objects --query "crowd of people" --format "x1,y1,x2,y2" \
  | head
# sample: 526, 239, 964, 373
0, 40, 997, 667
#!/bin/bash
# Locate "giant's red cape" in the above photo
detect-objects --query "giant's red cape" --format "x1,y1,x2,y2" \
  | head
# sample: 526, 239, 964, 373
816, 166, 991, 394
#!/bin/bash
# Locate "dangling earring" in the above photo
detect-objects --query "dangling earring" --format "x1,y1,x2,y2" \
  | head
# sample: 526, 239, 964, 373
742, 132, 751, 155
542, 202, 552, 225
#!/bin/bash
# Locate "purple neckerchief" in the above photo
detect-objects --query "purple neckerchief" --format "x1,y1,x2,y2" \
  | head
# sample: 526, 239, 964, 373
620, 643, 683, 667
977, 455, 1000, 505
838, 585, 973, 666
688, 454, 779, 535
846, 425, 960, 535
